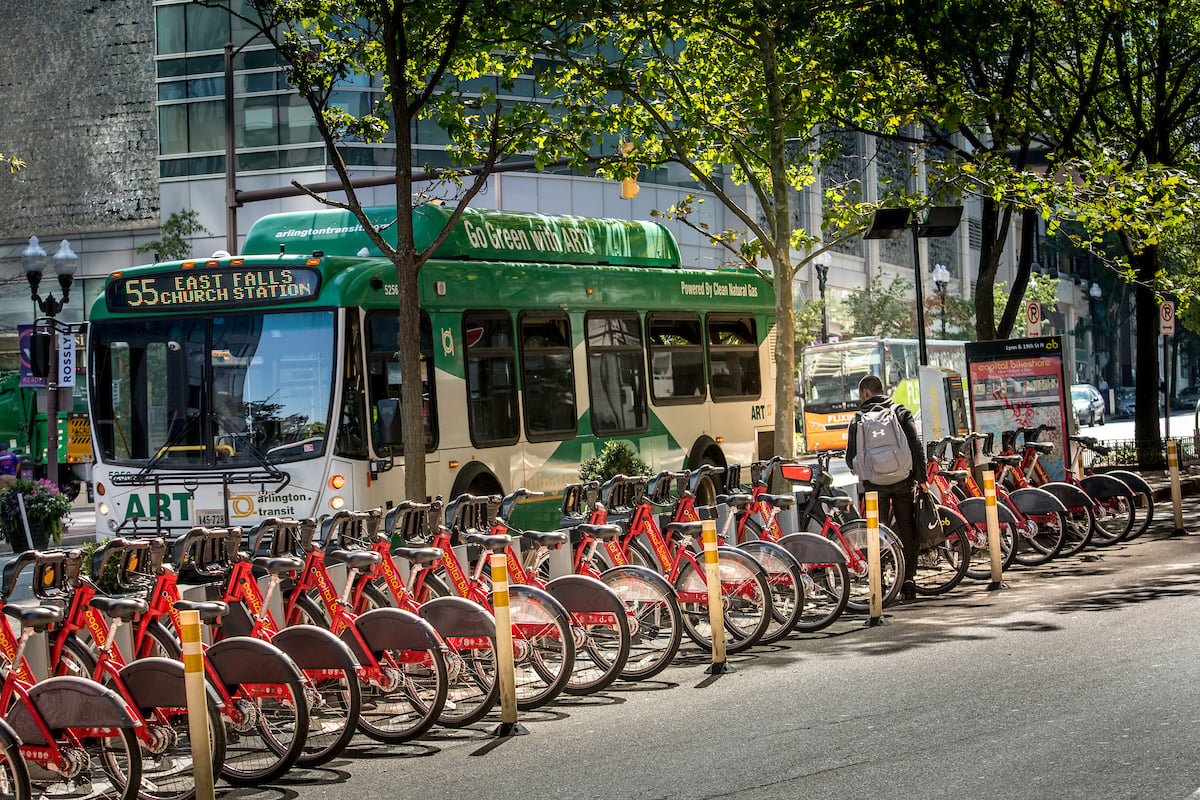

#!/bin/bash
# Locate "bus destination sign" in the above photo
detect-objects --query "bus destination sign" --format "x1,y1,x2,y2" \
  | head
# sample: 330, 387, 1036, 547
107, 267, 321, 311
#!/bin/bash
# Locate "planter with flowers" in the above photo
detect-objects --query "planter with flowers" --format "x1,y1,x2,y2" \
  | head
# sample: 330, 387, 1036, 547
0, 478, 72, 551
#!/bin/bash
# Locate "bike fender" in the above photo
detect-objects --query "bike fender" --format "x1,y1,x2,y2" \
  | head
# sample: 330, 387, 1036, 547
545, 574, 626, 616
715, 545, 767, 575
9, 676, 138, 745
508, 584, 571, 625
272, 624, 359, 670
118, 656, 223, 712
598, 565, 678, 600
1007, 487, 1068, 515
206, 635, 303, 688
419, 596, 497, 640
776, 532, 848, 565
219, 602, 255, 639
1107, 469, 1153, 498
352, 607, 442, 655
738, 539, 802, 571
956, 497, 1019, 528
837, 519, 900, 550
1038, 481, 1092, 509
937, 505, 970, 536
1081, 473, 1135, 500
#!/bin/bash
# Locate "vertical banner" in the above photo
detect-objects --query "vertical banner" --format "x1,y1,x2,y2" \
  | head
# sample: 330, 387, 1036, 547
17, 325, 43, 388
964, 336, 1071, 480
58, 331, 75, 388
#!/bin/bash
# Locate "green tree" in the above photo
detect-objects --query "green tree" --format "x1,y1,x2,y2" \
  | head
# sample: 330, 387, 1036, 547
839, 273, 914, 338
540, 1, 900, 459
136, 210, 211, 262
225, 0, 588, 499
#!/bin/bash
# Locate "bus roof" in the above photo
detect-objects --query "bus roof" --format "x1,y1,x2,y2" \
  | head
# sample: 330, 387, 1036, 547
242, 204, 682, 269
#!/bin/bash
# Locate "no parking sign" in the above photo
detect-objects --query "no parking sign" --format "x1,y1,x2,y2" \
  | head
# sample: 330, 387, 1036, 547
1160, 300, 1176, 336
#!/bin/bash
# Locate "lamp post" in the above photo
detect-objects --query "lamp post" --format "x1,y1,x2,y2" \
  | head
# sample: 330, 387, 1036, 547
1089, 280, 1103, 383
864, 206, 963, 365
932, 263, 950, 339
814, 259, 830, 343
20, 236, 79, 489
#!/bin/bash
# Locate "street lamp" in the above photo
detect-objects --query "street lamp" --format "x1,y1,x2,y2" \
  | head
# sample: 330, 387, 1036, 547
814, 259, 830, 343
20, 236, 80, 490
932, 262, 951, 339
864, 206, 963, 365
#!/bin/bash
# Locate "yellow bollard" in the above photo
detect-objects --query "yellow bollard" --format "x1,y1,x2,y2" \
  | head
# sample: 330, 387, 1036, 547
865, 492, 883, 626
983, 471, 1004, 590
1168, 440, 1187, 535
489, 552, 527, 736
179, 609, 215, 800
701, 519, 732, 674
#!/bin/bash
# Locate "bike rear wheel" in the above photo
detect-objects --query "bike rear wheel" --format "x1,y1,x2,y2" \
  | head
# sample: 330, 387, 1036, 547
843, 526, 904, 612
410, 574, 499, 727
910, 530, 971, 595
1089, 493, 1136, 546
1058, 505, 1096, 558
675, 552, 771, 653
964, 523, 1016, 581
737, 540, 804, 644
599, 568, 682, 681
509, 585, 575, 709
793, 563, 850, 632
1011, 510, 1067, 566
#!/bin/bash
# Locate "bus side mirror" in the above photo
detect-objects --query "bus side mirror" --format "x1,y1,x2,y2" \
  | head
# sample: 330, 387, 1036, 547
375, 398, 400, 446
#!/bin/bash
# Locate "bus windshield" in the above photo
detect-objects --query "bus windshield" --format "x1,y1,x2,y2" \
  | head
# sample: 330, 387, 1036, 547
90, 310, 336, 468
802, 343, 883, 411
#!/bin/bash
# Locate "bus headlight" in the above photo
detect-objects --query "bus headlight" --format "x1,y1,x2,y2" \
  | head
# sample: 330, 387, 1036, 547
329, 496, 345, 510
98, 502, 109, 516
107, 519, 118, 532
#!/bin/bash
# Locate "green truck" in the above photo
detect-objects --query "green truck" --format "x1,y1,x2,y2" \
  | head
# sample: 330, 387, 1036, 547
0, 370, 90, 495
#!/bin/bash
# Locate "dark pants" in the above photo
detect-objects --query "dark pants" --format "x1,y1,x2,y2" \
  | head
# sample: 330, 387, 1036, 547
863, 478, 917, 587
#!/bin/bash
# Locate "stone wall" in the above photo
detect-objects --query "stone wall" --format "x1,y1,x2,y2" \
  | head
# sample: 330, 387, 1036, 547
0, 0, 158, 240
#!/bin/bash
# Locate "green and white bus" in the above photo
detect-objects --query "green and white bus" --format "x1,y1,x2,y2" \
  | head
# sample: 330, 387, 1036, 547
87, 204, 777, 533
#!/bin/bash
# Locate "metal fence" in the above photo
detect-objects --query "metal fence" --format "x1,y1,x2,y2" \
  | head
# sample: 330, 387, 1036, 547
1085, 436, 1199, 470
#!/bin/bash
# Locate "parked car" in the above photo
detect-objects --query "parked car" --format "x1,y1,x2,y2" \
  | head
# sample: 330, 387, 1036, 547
1071, 383, 1106, 426
1178, 385, 1200, 407
1116, 386, 1136, 418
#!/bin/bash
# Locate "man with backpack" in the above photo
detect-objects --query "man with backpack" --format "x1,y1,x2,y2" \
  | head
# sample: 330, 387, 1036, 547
845, 374, 928, 601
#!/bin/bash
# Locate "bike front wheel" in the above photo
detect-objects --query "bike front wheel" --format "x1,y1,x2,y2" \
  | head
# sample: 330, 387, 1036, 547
0, 721, 29, 800
1058, 505, 1096, 558
1011, 510, 1067, 566
1090, 493, 1136, 546
842, 525, 904, 612
794, 563, 850, 632
599, 567, 682, 681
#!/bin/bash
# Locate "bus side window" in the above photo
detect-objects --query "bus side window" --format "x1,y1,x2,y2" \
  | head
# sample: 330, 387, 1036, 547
585, 313, 647, 434
519, 313, 576, 441
365, 312, 438, 454
706, 314, 760, 401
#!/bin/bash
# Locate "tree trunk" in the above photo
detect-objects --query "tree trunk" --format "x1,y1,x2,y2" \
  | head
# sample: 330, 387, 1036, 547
759, 29, 796, 460
973, 197, 1004, 340
1131, 246, 1164, 465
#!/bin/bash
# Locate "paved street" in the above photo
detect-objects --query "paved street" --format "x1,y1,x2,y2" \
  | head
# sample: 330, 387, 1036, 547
202, 500, 1200, 800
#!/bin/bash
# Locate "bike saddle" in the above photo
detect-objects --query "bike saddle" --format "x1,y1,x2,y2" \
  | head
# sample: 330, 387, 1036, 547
172, 598, 229, 624
664, 521, 704, 538
324, 549, 383, 571
757, 493, 795, 508
251, 555, 303, 575
994, 454, 1023, 466
3, 603, 64, 631
464, 532, 512, 552
391, 546, 443, 566
88, 595, 150, 623
819, 496, 853, 511
938, 469, 971, 483
522, 530, 568, 548
716, 493, 755, 507
571, 523, 621, 541
1024, 442, 1055, 454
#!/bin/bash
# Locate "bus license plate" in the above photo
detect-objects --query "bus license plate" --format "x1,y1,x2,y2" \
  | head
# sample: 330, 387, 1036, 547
196, 509, 226, 526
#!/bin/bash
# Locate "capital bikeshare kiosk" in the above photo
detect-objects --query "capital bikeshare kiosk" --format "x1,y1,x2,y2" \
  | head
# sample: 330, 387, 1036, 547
918, 365, 969, 451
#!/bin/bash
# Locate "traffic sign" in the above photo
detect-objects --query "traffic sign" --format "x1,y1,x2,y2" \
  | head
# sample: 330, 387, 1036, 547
1160, 300, 1176, 336
1025, 301, 1041, 337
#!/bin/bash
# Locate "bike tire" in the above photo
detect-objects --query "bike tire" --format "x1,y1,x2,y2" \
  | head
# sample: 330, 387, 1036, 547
36, 724, 143, 800
963, 522, 1016, 581
793, 563, 850, 633
599, 567, 683, 681
910, 529, 971, 595
1011, 510, 1067, 566
508, 584, 575, 710
0, 720, 30, 800
1124, 487, 1155, 540
1057, 504, 1096, 557
842, 525, 904, 611
737, 540, 804, 644
292, 595, 447, 744
1089, 492, 1136, 546
203, 635, 309, 785
364, 579, 499, 729
674, 551, 772, 653
275, 629, 361, 768
559, 584, 631, 696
